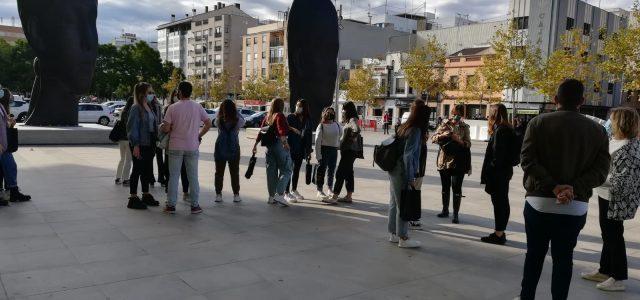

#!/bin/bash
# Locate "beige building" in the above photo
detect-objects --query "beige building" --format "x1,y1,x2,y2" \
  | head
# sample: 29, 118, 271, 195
241, 20, 287, 83
0, 25, 25, 44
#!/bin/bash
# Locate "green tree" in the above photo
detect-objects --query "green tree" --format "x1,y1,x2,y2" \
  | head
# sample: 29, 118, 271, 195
243, 76, 272, 101
209, 70, 229, 102
188, 76, 205, 99
162, 67, 185, 96
601, 1, 640, 91
0, 39, 36, 95
528, 29, 599, 102
461, 73, 501, 105
91, 44, 121, 99
270, 64, 290, 100
342, 66, 379, 115
403, 36, 447, 101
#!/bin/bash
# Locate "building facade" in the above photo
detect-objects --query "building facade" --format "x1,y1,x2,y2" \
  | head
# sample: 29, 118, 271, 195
241, 21, 287, 84
417, 21, 507, 55
0, 25, 25, 44
157, 16, 192, 72
112, 32, 139, 49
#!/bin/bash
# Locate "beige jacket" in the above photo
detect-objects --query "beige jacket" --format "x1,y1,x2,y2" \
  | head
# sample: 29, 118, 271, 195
432, 119, 472, 171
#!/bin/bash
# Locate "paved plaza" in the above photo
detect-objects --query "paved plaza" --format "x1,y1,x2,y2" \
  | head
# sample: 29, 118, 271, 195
0, 130, 638, 299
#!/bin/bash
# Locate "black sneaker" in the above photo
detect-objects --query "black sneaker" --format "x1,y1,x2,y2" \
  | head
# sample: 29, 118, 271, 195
115, 178, 122, 185
437, 211, 449, 218
452, 215, 460, 224
191, 206, 203, 214
163, 205, 176, 214
481, 233, 507, 245
141, 194, 159, 206
0, 199, 9, 206
127, 196, 147, 210
122, 180, 130, 187
9, 188, 31, 202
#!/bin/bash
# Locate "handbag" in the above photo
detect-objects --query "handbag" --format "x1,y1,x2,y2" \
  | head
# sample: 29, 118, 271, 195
355, 134, 364, 159
109, 121, 125, 143
157, 131, 170, 150
305, 159, 313, 185
6, 127, 18, 153
400, 186, 421, 221
311, 163, 319, 184
245, 153, 257, 179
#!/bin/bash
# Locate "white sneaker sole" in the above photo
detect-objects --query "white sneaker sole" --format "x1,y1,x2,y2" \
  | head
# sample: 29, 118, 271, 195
274, 198, 289, 207
597, 285, 625, 292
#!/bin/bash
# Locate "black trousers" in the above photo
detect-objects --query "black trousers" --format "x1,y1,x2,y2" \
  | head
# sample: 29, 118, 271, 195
490, 179, 511, 232
520, 202, 586, 300
129, 145, 155, 195
155, 147, 167, 184
286, 156, 304, 193
164, 153, 189, 193
439, 169, 464, 215
383, 123, 390, 134
215, 159, 240, 195
598, 197, 628, 280
333, 150, 356, 195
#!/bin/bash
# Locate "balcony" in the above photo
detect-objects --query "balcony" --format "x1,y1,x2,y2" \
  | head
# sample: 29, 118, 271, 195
270, 41, 284, 47
214, 46, 222, 52
269, 57, 284, 64
214, 60, 222, 65
214, 32, 222, 38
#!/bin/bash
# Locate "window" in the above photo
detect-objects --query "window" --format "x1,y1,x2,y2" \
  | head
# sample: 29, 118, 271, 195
203, 19, 209, 25
262, 51, 266, 59
261, 68, 266, 77
215, 27, 222, 34
253, 37, 257, 44
513, 16, 529, 30
566, 17, 575, 30
583, 23, 591, 35
449, 76, 459, 90
395, 78, 406, 94
449, 58, 460, 63
214, 16, 222, 21
246, 38, 250, 46
246, 54, 251, 62
78, 105, 87, 112
225, 26, 229, 33
607, 82, 614, 95
262, 35, 267, 43
195, 21, 202, 26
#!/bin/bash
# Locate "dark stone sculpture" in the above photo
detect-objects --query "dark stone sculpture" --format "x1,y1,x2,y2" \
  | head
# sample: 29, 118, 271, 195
287, 0, 339, 127
17, 0, 98, 126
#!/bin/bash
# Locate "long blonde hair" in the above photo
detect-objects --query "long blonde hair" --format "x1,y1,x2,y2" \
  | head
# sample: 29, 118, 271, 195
133, 82, 151, 118
267, 98, 285, 125
487, 103, 511, 136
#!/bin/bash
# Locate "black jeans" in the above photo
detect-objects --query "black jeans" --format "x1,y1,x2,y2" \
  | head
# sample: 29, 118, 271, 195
286, 156, 304, 193
129, 145, 155, 195
383, 123, 390, 134
164, 153, 189, 193
490, 179, 511, 232
333, 150, 356, 195
215, 159, 240, 195
155, 147, 167, 184
598, 197, 627, 280
439, 169, 464, 215
520, 202, 587, 300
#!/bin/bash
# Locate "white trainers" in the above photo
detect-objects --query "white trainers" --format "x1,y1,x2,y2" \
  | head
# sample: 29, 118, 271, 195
581, 270, 609, 282
233, 194, 242, 203
273, 194, 289, 207
215, 194, 223, 203
284, 193, 298, 203
389, 234, 399, 243
596, 277, 625, 291
291, 190, 304, 200
267, 196, 276, 204
398, 238, 421, 248
322, 197, 338, 205
317, 191, 329, 200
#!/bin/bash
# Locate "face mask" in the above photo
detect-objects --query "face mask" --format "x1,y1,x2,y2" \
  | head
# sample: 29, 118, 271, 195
453, 115, 462, 122
0, 90, 4, 99
295, 107, 303, 114
146, 95, 155, 103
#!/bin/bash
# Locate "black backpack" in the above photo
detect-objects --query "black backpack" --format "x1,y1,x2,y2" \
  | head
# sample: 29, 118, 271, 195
259, 124, 277, 147
374, 136, 406, 171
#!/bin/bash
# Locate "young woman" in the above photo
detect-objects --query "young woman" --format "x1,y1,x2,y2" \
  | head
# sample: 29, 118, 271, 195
0, 88, 31, 203
480, 104, 516, 245
150, 96, 166, 187
252, 98, 293, 206
327, 101, 361, 204
314, 107, 341, 202
115, 97, 133, 186
432, 104, 471, 224
214, 99, 245, 203
582, 107, 640, 292
126, 82, 160, 210
388, 100, 428, 248
284, 99, 312, 203
163, 91, 189, 197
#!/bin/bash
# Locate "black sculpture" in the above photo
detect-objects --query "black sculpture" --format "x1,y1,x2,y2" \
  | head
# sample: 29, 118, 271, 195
17, 0, 98, 126
287, 0, 339, 127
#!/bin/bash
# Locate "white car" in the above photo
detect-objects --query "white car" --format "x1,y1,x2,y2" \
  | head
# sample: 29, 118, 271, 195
205, 109, 217, 122
103, 100, 126, 107
10, 100, 30, 122
78, 103, 114, 126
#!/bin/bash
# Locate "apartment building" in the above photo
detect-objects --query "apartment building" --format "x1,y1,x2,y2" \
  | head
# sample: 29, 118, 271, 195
112, 32, 139, 49
241, 20, 287, 83
0, 25, 25, 44
157, 16, 192, 72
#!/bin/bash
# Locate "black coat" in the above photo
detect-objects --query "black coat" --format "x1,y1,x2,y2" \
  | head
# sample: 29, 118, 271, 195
481, 125, 515, 194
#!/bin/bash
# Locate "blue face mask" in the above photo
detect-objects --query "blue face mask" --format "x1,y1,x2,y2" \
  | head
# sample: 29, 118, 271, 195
0, 90, 4, 99
453, 115, 462, 122
146, 94, 155, 103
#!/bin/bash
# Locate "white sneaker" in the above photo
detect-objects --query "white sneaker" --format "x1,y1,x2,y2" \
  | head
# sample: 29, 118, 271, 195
267, 196, 276, 204
398, 238, 421, 248
273, 194, 289, 207
317, 191, 329, 200
389, 234, 399, 243
291, 190, 304, 200
596, 277, 625, 291
215, 194, 223, 203
581, 270, 609, 282
233, 194, 242, 203
322, 197, 338, 205
284, 193, 297, 203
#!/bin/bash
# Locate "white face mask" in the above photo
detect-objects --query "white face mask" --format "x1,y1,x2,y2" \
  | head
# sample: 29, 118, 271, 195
0, 90, 4, 99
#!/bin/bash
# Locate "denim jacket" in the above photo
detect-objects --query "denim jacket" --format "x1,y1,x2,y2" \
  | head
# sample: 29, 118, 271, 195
127, 104, 156, 147
403, 128, 425, 184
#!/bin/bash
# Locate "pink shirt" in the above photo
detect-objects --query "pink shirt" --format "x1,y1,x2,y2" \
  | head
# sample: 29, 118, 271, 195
164, 99, 209, 151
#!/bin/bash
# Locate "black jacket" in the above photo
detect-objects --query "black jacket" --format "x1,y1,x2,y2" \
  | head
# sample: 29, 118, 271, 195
481, 125, 515, 193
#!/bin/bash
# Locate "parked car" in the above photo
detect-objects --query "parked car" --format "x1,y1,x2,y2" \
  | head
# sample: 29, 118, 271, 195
206, 108, 218, 122
78, 103, 114, 126
244, 111, 267, 128
10, 100, 30, 122
238, 108, 257, 119
108, 104, 125, 113
113, 107, 124, 121
103, 100, 125, 107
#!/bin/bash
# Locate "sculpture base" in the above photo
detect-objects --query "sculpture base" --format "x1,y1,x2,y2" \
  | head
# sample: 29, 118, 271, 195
17, 124, 113, 145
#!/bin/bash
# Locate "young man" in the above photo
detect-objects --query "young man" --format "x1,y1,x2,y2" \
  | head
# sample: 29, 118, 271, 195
518, 79, 610, 300
161, 81, 212, 214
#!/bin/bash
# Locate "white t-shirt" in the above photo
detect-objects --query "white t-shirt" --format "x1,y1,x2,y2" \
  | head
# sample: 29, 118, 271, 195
526, 197, 588, 216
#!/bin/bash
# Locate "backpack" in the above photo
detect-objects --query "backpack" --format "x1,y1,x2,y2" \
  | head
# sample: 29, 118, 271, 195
374, 136, 406, 171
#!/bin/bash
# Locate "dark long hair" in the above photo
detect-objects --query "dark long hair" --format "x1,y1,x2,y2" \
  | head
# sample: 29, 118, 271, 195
398, 100, 428, 138
267, 98, 285, 124
487, 103, 511, 136
219, 99, 238, 127
295, 99, 310, 121
342, 101, 358, 122
1, 88, 11, 114
121, 96, 134, 121
133, 82, 151, 118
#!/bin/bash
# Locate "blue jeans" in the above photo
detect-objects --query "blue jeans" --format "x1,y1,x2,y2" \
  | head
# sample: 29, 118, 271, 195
167, 150, 200, 207
388, 162, 408, 238
0, 152, 18, 188
316, 146, 338, 192
265, 142, 293, 197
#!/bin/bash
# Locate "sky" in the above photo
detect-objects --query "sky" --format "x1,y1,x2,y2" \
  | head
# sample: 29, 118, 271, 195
0, 0, 634, 44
